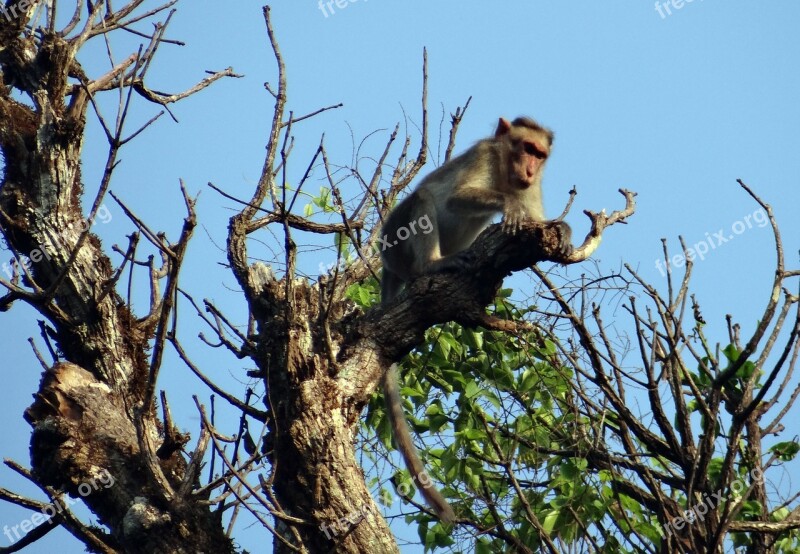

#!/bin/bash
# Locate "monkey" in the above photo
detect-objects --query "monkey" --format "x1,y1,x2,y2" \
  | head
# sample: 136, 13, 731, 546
379, 116, 567, 304
379, 117, 571, 523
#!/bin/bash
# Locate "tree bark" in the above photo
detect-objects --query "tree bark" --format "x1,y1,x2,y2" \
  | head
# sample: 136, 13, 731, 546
228, 220, 572, 552
0, 32, 234, 553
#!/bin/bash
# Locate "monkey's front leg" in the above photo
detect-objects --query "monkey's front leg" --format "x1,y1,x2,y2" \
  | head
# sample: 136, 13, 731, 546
446, 186, 505, 217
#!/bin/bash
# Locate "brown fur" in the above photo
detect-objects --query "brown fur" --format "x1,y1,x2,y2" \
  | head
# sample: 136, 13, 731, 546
379, 117, 557, 523
380, 116, 553, 304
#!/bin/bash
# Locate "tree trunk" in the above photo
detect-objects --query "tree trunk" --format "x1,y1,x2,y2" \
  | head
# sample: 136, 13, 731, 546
0, 34, 233, 552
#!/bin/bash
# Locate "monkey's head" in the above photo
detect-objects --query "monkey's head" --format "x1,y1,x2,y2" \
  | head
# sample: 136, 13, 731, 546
495, 117, 553, 190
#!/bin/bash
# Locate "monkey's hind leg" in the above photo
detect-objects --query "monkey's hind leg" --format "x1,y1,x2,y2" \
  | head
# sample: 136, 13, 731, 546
406, 191, 475, 276
380, 269, 404, 306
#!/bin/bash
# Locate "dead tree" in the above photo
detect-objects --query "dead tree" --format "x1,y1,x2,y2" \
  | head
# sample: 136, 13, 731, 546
0, 3, 632, 552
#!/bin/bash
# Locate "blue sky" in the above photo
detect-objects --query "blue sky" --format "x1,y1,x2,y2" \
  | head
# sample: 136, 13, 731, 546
1, 2, 799, 552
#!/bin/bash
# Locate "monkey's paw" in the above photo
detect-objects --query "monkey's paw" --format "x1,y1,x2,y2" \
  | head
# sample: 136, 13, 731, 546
551, 220, 574, 259
558, 242, 574, 258
502, 207, 528, 235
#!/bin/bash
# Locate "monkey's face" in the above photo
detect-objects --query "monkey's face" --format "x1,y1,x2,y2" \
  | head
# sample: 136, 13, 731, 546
508, 129, 550, 189
494, 117, 553, 190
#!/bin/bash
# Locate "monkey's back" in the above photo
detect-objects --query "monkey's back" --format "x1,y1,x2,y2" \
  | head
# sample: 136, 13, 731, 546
418, 142, 499, 255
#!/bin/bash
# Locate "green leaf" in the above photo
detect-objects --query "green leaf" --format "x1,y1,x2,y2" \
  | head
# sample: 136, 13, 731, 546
464, 381, 479, 399
770, 441, 800, 462
460, 428, 484, 441
723, 343, 740, 363
740, 500, 762, 518
542, 509, 559, 534
560, 461, 581, 480
772, 507, 790, 522
425, 403, 443, 416
541, 339, 557, 356
737, 360, 757, 380
464, 328, 484, 350
707, 458, 724, 484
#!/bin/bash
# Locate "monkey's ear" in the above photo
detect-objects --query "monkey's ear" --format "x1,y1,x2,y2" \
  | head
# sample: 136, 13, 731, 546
495, 118, 512, 138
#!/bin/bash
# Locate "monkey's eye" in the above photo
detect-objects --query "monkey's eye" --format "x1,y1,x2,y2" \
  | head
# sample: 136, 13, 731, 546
523, 142, 546, 159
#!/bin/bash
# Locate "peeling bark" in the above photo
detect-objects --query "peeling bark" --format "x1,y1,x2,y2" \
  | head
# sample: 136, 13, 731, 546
1, 13, 235, 553
0, 5, 632, 553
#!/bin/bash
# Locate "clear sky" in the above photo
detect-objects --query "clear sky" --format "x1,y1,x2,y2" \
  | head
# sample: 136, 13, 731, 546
1, 2, 799, 553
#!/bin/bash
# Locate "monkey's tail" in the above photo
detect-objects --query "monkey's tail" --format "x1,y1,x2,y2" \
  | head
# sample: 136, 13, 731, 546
383, 364, 456, 524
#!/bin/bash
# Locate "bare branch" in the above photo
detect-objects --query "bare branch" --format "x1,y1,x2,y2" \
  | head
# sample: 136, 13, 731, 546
565, 189, 637, 263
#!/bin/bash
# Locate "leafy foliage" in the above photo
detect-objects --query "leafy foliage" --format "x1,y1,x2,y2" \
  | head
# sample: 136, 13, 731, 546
352, 264, 800, 553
